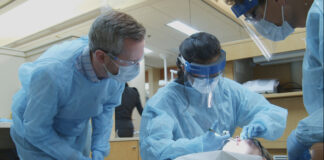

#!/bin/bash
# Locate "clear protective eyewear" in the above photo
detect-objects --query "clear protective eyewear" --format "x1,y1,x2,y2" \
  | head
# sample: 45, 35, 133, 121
102, 49, 143, 66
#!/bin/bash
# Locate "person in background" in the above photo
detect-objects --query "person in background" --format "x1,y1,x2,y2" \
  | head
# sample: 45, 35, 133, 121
10, 10, 146, 160
115, 83, 143, 137
139, 32, 287, 160
225, 0, 323, 159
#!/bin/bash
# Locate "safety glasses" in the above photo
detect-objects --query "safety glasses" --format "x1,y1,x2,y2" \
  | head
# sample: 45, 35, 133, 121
101, 49, 143, 66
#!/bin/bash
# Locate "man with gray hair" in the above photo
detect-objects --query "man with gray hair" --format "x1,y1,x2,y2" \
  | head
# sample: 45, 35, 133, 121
10, 10, 146, 160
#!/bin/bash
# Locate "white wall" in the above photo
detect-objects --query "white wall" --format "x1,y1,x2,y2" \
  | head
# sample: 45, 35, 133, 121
0, 51, 25, 118
0, 48, 42, 119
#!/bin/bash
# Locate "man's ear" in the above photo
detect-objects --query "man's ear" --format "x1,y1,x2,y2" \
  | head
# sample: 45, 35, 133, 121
94, 50, 106, 64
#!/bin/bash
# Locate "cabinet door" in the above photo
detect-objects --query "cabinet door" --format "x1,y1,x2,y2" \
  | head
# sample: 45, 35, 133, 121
105, 140, 139, 160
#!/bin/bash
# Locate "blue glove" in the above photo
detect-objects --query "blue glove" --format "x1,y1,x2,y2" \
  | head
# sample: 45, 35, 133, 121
92, 150, 104, 160
240, 123, 266, 140
202, 122, 230, 152
287, 130, 311, 160
202, 131, 230, 152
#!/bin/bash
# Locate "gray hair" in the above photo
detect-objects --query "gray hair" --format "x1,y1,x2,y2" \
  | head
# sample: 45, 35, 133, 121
88, 10, 146, 56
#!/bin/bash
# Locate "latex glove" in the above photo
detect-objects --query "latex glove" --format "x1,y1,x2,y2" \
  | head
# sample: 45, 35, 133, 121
202, 131, 230, 152
287, 130, 311, 160
202, 122, 230, 152
240, 123, 266, 140
92, 150, 104, 160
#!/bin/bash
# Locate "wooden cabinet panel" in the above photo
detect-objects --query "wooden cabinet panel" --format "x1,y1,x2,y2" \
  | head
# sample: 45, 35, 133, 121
105, 141, 139, 160
224, 61, 234, 80
253, 63, 292, 85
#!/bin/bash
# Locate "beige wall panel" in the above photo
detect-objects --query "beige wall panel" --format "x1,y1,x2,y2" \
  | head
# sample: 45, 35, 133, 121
105, 141, 139, 160
224, 61, 234, 80
0, 50, 25, 118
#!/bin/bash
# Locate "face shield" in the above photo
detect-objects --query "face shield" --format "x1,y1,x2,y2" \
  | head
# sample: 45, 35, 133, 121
179, 50, 226, 108
231, 0, 289, 61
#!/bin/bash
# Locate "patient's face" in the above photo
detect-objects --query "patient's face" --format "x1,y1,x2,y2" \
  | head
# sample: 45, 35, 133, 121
222, 139, 262, 156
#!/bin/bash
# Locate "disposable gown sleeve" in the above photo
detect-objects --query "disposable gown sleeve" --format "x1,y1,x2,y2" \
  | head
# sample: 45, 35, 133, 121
233, 81, 288, 140
295, 108, 323, 145
295, 0, 323, 145
23, 65, 89, 160
91, 83, 124, 158
140, 106, 205, 160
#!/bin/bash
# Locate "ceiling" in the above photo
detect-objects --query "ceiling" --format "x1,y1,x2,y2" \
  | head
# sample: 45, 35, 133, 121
0, 0, 26, 15
0, 0, 249, 68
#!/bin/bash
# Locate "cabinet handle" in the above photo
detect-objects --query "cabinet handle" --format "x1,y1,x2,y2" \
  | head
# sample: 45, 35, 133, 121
131, 146, 137, 150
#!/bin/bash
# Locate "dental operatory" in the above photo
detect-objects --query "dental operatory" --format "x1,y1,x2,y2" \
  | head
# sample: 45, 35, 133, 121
0, 0, 323, 159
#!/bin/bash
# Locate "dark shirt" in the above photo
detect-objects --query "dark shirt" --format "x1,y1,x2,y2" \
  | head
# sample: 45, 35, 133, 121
115, 86, 143, 120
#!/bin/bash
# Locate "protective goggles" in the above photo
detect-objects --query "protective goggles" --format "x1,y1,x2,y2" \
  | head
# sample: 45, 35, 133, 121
231, 0, 259, 18
101, 49, 143, 66
179, 50, 226, 78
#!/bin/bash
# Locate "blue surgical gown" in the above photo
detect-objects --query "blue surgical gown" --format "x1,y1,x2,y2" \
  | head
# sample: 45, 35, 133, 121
139, 78, 287, 160
10, 37, 124, 160
296, 0, 324, 145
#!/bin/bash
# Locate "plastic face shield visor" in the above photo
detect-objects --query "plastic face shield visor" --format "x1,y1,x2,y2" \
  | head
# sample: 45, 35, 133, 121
231, 0, 274, 61
179, 50, 226, 108
179, 50, 226, 79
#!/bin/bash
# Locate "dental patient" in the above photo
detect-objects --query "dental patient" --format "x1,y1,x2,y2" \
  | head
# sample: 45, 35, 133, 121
222, 138, 272, 160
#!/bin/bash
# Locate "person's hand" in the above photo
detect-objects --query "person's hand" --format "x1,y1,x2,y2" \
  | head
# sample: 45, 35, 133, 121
287, 130, 311, 160
202, 131, 230, 152
92, 150, 104, 160
240, 123, 266, 140
202, 122, 230, 152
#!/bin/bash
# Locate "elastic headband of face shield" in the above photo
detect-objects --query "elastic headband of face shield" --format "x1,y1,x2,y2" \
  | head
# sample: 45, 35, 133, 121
179, 50, 226, 78
231, 0, 259, 18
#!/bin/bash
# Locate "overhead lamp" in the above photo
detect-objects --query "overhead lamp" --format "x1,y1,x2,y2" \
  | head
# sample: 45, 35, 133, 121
167, 20, 199, 36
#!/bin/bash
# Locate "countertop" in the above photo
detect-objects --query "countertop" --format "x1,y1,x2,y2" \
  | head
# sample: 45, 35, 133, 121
110, 137, 139, 142
0, 122, 11, 128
